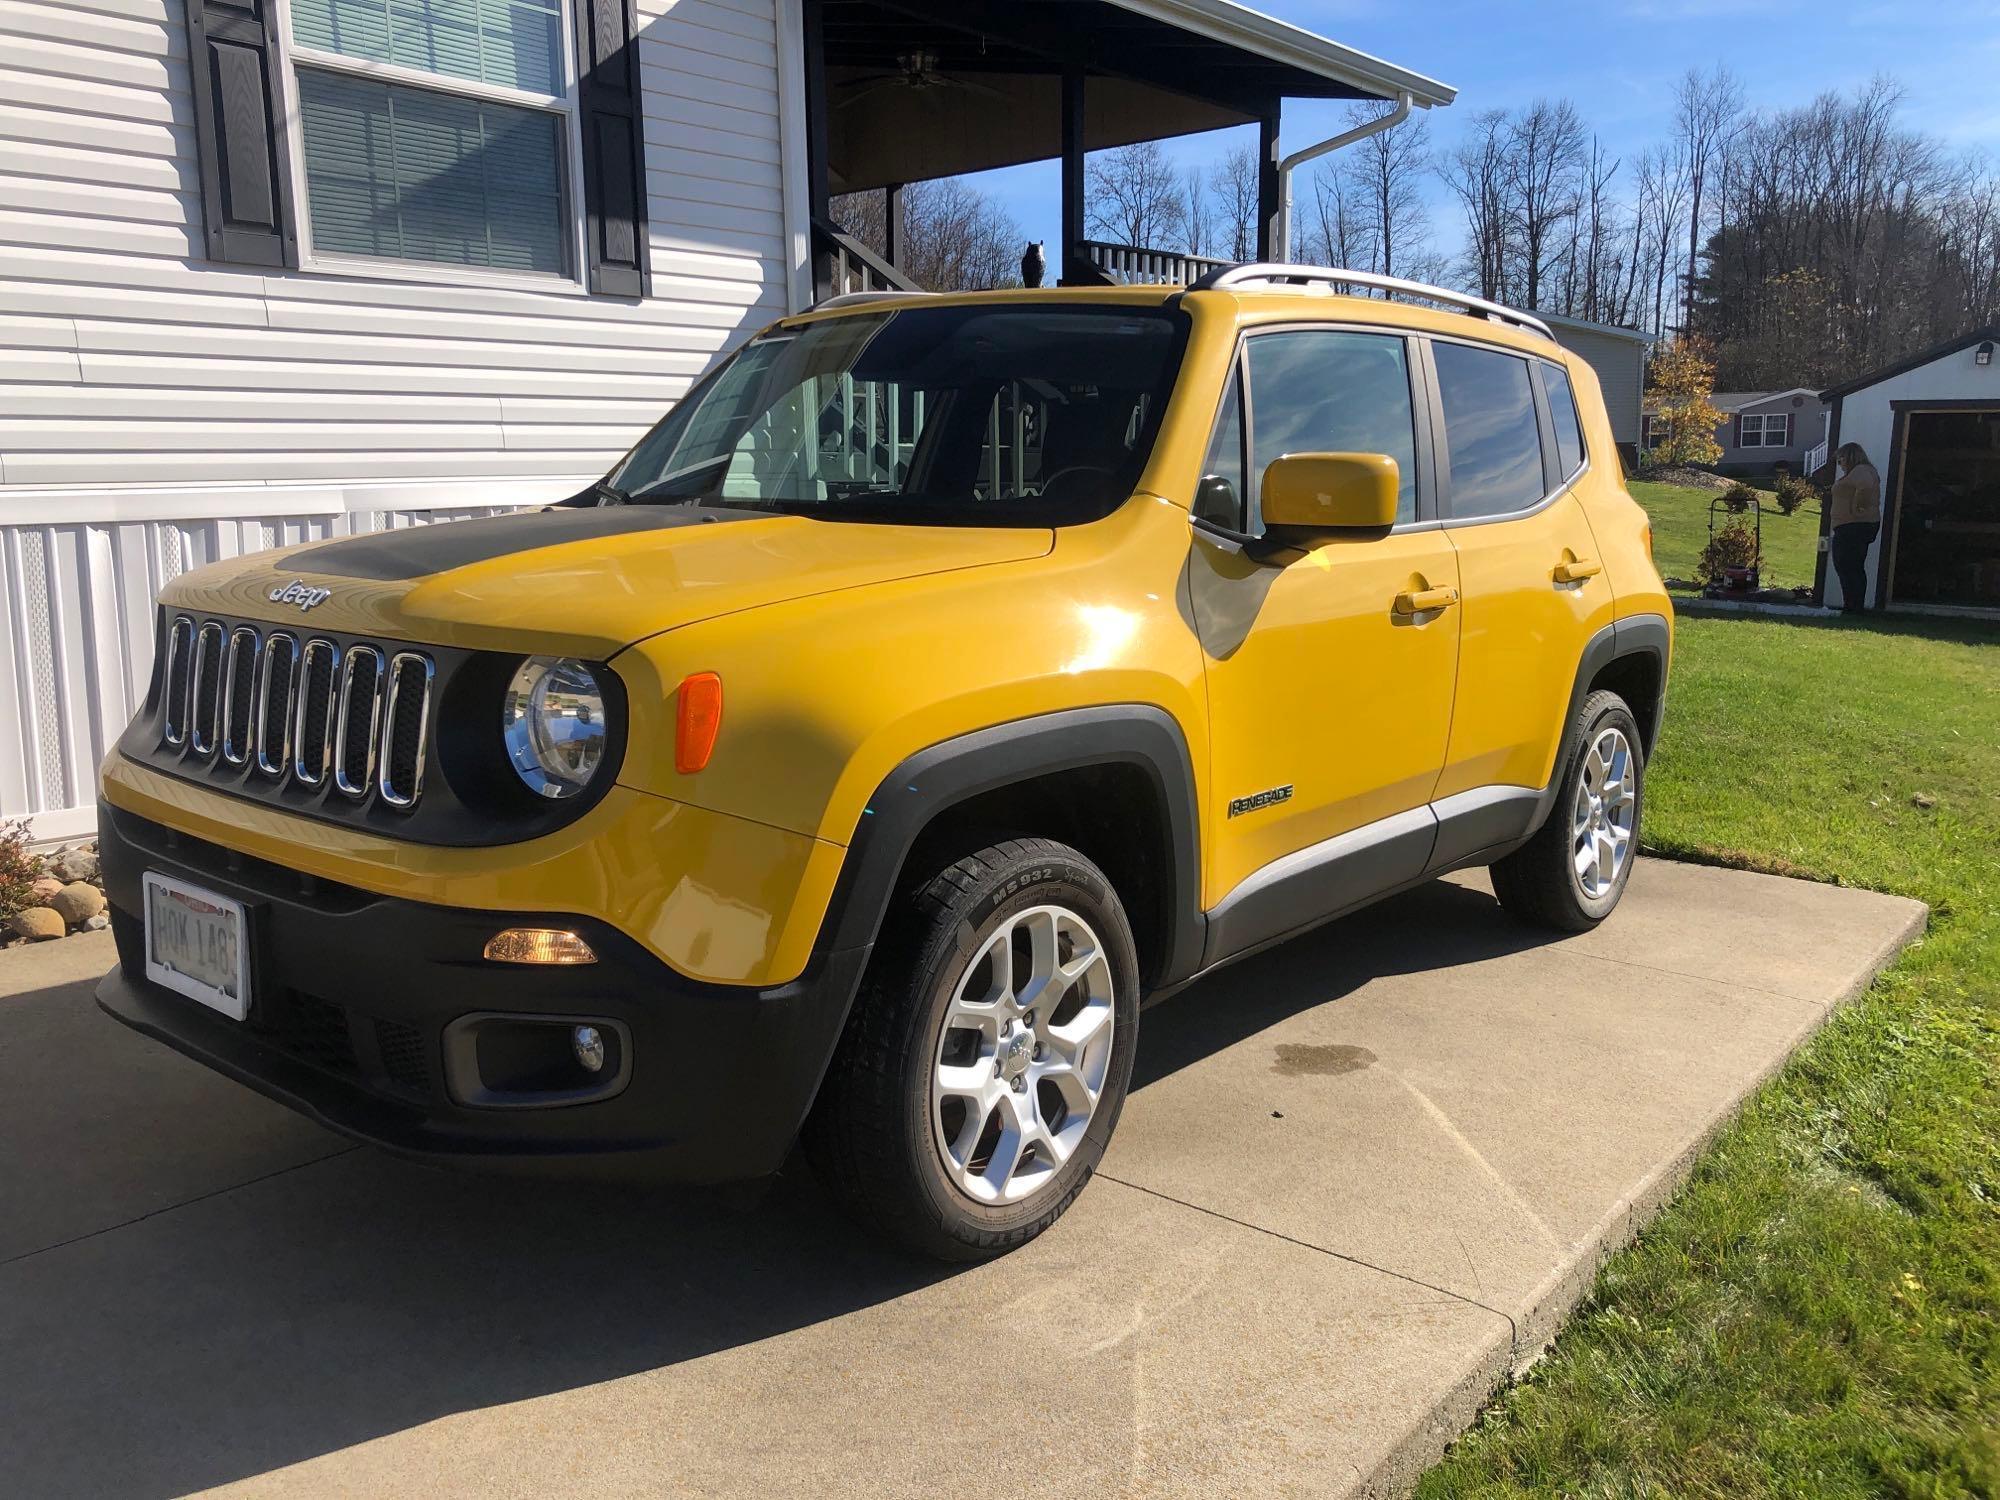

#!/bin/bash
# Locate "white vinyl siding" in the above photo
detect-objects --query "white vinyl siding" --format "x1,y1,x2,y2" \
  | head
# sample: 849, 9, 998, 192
1544, 322, 1648, 446
0, 0, 802, 827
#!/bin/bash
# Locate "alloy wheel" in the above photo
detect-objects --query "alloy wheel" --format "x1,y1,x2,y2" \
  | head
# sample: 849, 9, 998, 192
1572, 725, 1637, 899
930, 904, 1116, 1205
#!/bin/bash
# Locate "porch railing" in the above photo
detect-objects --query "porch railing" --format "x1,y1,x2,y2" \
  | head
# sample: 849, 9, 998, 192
1083, 240, 1232, 286
1802, 438, 1829, 477
812, 218, 920, 301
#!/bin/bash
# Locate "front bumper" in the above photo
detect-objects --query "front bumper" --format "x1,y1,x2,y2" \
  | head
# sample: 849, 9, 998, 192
95, 805, 869, 1181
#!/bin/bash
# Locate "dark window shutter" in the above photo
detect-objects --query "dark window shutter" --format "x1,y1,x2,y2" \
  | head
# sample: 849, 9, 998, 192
574, 0, 649, 297
1732, 413, 1744, 449
184, 0, 295, 267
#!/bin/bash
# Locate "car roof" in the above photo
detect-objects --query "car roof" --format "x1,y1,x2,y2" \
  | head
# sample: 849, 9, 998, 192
787, 285, 1563, 361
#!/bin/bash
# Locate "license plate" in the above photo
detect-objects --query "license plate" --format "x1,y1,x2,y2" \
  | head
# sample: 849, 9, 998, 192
143, 873, 250, 1021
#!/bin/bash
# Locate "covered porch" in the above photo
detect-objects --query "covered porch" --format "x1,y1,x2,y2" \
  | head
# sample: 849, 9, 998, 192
799, 0, 1454, 298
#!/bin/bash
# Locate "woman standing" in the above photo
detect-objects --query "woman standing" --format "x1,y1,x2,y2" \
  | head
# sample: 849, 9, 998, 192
1829, 443, 1882, 612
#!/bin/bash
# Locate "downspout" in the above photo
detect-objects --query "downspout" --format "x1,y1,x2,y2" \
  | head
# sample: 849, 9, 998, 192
1275, 90, 1415, 263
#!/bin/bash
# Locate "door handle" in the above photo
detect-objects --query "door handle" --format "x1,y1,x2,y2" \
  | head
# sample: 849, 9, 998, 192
1393, 586, 1459, 615
1553, 557, 1603, 583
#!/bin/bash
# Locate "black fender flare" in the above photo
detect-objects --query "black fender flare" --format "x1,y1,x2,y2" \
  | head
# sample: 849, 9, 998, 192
1529, 610, 1672, 829
812, 705, 1207, 989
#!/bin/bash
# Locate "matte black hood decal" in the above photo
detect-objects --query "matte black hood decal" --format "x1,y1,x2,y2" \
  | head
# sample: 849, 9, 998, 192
283, 505, 769, 582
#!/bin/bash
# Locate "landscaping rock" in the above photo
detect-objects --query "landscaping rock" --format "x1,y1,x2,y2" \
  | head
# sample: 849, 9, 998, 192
83, 912, 110, 932
49, 881, 105, 927
30, 875, 63, 901
51, 843, 100, 885
9, 906, 66, 941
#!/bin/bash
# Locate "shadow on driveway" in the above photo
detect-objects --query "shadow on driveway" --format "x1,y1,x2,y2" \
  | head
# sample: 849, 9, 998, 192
1, 878, 1542, 1497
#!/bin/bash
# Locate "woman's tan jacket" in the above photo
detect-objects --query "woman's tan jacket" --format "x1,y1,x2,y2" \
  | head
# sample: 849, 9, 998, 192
1829, 462, 1882, 527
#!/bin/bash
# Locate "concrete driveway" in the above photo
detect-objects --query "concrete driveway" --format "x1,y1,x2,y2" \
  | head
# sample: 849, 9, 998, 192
0, 861, 1923, 1498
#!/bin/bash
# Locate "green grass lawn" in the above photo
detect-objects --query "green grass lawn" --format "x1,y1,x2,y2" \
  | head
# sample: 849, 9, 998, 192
1629, 480, 1824, 594
1417, 611, 2000, 1498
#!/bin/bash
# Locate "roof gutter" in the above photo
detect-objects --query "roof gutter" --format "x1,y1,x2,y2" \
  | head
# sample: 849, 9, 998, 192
1274, 90, 1413, 263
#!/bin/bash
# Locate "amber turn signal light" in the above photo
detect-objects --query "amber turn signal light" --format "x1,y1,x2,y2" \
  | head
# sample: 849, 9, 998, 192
484, 928, 598, 965
676, 671, 723, 774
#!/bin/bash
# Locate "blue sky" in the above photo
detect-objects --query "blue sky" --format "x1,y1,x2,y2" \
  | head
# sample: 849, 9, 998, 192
974, 0, 2000, 260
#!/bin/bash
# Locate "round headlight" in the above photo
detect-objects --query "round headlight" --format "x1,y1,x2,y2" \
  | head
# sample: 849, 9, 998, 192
502, 657, 610, 799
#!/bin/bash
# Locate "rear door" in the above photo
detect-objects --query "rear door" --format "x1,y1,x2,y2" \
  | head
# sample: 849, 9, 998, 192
1428, 339, 1615, 807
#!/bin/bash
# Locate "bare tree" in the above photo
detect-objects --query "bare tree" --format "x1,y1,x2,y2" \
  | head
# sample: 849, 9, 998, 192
1673, 64, 1744, 328
1181, 166, 1216, 258
1344, 101, 1432, 283
1300, 158, 1372, 277
1505, 99, 1587, 310
1085, 140, 1185, 250
1440, 110, 1511, 300
1209, 146, 1261, 262
830, 177, 1022, 292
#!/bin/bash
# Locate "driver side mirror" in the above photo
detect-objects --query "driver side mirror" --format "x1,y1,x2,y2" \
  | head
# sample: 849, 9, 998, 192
1259, 453, 1400, 541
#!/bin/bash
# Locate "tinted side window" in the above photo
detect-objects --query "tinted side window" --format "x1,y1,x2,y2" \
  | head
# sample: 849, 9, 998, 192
1540, 362, 1585, 478
1196, 365, 1247, 529
1246, 331, 1419, 529
1433, 341, 1546, 518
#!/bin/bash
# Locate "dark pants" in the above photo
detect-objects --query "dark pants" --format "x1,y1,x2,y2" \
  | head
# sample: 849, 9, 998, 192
1831, 521, 1878, 611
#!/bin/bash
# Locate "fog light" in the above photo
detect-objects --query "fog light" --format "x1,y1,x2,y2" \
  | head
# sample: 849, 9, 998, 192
484, 928, 597, 965
572, 1025, 605, 1073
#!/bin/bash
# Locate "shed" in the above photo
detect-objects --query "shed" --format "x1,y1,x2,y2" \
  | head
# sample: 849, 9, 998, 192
1538, 313, 1652, 459
1819, 325, 2000, 614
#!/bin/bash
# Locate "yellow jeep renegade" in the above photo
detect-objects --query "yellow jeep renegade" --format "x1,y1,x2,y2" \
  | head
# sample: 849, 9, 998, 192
97, 266, 1671, 1260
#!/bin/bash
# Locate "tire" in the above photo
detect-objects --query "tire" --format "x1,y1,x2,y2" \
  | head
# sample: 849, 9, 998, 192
1489, 689, 1645, 932
805, 837, 1141, 1261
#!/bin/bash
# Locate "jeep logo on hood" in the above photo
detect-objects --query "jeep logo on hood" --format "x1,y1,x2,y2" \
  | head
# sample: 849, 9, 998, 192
269, 579, 332, 612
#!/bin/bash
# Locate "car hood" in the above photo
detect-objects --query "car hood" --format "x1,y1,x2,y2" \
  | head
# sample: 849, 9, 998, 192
158, 505, 1056, 657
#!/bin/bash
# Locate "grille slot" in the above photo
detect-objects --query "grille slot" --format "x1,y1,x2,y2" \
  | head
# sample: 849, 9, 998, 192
334, 646, 384, 798
221, 626, 260, 766
256, 633, 298, 776
293, 639, 340, 787
189, 621, 225, 757
379, 653, 433, 808
161, 616, 194, 746
271, 991, 358, 1077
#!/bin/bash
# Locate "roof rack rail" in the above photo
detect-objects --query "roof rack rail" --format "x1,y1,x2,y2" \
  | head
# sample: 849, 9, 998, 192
1185, 263, 1555, 343
813, 289, 935, 311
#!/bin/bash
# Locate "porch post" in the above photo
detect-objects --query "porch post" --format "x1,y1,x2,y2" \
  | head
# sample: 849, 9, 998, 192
884, 182, 905, 271
801, 0, 832, 301
1060, 67, 1087, 285
1256, 103, 1282, 261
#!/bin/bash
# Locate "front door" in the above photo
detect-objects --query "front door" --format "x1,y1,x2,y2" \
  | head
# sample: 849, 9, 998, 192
1189, 328, 1460, 909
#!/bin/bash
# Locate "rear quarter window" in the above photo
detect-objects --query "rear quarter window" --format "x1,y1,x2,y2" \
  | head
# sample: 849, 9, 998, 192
1540, 362, 1586, 479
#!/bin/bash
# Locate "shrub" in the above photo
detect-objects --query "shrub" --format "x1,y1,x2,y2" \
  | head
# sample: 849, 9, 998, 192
0, 818, 41, 918
1697, 519, 1761, 587
1773, 470, 1817, 516
1721, 480, 1761, 514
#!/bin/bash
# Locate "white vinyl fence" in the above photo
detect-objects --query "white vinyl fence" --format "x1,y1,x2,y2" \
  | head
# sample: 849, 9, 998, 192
1, 478, 572, 839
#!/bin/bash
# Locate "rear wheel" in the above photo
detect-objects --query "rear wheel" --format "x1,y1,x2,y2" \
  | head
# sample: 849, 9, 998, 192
1490, 689, 1644, 931
806, 837, 1140, 1261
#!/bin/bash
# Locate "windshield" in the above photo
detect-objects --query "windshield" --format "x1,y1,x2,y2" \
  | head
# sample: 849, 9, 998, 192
603, 303, 1189, 525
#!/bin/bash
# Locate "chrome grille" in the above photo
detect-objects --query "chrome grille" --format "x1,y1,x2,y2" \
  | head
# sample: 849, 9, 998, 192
157, 615, 432, 811
162, 616, 194, 746
333, 647, 384, 798
189, 621, 225, 756
256, 633, 298, 776
221, 626, 260, 766
293, 639, 340, 787
379, 653, 434, 808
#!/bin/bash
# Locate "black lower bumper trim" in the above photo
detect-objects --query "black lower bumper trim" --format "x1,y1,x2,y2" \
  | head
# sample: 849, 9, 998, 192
94, 804, 870, 1182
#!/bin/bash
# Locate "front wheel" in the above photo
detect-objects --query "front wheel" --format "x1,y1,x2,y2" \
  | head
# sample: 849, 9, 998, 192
806, 837, 1140, 1261
1490, 689, 1645, 931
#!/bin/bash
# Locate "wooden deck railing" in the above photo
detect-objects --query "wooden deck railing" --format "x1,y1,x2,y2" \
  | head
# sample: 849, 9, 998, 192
812, 219, 921, 300
1082, 240, 1233, 286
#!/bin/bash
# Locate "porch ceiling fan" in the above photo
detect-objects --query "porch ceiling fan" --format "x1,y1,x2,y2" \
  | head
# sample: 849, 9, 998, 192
836, 50, 1008, 110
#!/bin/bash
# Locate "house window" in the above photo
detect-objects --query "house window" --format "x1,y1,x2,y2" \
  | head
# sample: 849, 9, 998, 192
285, 0, 578, 278
1739, 412, 1790, 448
